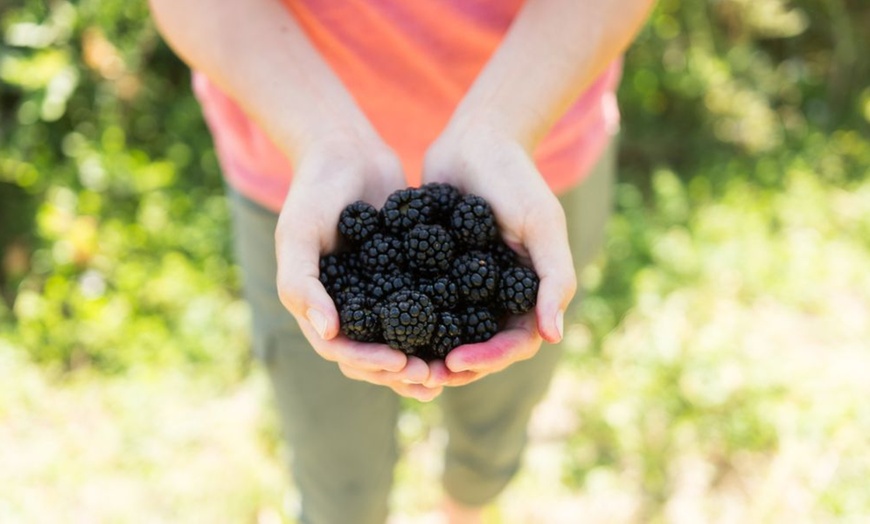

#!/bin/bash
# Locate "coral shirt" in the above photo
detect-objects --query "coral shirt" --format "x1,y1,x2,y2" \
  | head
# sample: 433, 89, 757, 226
193, 0, 621, 212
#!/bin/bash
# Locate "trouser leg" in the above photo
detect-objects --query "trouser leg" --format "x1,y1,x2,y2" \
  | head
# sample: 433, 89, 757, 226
227, 191, 400, 524
440, 140, 616, 506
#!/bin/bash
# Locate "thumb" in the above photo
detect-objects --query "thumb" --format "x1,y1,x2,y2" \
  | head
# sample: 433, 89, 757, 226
522, 205, 576, 344
275, 213, 340, 341
278, 269, 339, 341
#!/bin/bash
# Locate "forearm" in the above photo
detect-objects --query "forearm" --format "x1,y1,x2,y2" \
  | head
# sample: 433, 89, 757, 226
148, 0, 377, 164
450, 0, 656, 150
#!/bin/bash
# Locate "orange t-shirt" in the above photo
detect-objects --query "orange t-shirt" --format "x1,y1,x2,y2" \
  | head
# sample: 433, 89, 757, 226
193, 0, 621, 212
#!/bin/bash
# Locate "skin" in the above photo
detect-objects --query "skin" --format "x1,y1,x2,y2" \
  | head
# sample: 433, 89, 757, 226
150, 0, 654, 517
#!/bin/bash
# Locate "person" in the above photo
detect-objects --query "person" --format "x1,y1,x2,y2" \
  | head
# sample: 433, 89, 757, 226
148, 1, 654, 522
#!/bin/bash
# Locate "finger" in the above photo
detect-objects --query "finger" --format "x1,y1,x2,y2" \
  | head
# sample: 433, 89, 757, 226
423, 360, 450, 387
338, 354, 429, 383
299, 321, 407, 372
425, 359, 478, 387
445, 313, 541, 373
401, 356, 431, 384
392, 383, 443, 402
339, 366, 443, 402
521, 203, 576, 344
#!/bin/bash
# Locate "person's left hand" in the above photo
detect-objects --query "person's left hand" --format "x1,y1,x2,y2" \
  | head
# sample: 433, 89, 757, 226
421, 120, 577, 386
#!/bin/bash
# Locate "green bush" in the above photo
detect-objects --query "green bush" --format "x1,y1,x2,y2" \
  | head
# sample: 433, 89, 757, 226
1, 0, 241, 374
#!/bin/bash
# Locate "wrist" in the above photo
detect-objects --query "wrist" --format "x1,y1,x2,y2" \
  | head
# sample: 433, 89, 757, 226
277, 106, 383, 167
426, 118, 528, 177
293, 126, 402, 187
443, 108, 536, 154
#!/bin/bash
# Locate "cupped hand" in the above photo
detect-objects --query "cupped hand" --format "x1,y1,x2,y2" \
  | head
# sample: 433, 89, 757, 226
275, 132, 445, 401
423, 121, 577, 383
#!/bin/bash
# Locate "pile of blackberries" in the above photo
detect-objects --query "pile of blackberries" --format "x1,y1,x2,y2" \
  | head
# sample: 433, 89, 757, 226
319, 183, 540, 361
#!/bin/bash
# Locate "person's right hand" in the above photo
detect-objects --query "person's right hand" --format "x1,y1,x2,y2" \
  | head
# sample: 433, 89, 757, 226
274, 132, 446, 402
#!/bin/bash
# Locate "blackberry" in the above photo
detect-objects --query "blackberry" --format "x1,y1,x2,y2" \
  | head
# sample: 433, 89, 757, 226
319, 253, 364, 297
450, 194, 497, 248
319, 253, 348, 286
420, 182, 461, 221
498, 266, 539, 315
381, 188, 434, 234
339, 295, 381, 342
368, 271, 413, 301
327, 273, 367, 307
405, 224, 455, 275
458, 306, 499, 344
451, 251, 499, 304
359, 232, 405, 273
491, 239, 520, 269
379, 290, 436, 352
417, 276, 460, 310
428, 311, 464, 360
338, 201, 380, 244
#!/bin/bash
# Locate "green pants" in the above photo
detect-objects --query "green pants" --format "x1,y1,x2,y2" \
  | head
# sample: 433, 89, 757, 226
226, 143, 615, 524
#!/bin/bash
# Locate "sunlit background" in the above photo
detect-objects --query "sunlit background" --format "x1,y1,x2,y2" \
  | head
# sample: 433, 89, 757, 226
1, 0, 868, 522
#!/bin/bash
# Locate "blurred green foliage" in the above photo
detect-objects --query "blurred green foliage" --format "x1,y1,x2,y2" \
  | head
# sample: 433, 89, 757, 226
1, 0, 869, 520
589, 0, 869, 338
1, 0, 246, 376
564, 0, 870, 518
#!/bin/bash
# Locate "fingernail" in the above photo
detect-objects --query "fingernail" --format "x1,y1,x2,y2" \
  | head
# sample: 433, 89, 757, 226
306, 308, 327, 339
555, 310, 564, 341
402, 379, 419, 385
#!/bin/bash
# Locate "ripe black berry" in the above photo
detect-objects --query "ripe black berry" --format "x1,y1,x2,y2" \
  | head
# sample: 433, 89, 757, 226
420, 182, 461, 221
359, 232, 405, 273
497, 266, 539, 315
381, 188, 434, 234
450, 194, 497, 248
338, 201, 380, 244
428, 311, 464, 360
340, 295, 381, 342
491, 239, 520, 269
417, 276, 460, 310
368, 271, 413, 301
319, 253, 364, 299
458, 306, 499, 344
451, 251, 499, 304
379, 290, 437, 352
405, 224, 455, 275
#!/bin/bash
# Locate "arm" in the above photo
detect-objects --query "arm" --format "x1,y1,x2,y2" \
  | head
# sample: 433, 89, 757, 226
425, 0, 655, 381
451, 0, 655, 150
149, 0, 443, 401
148, 0, 372, 162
